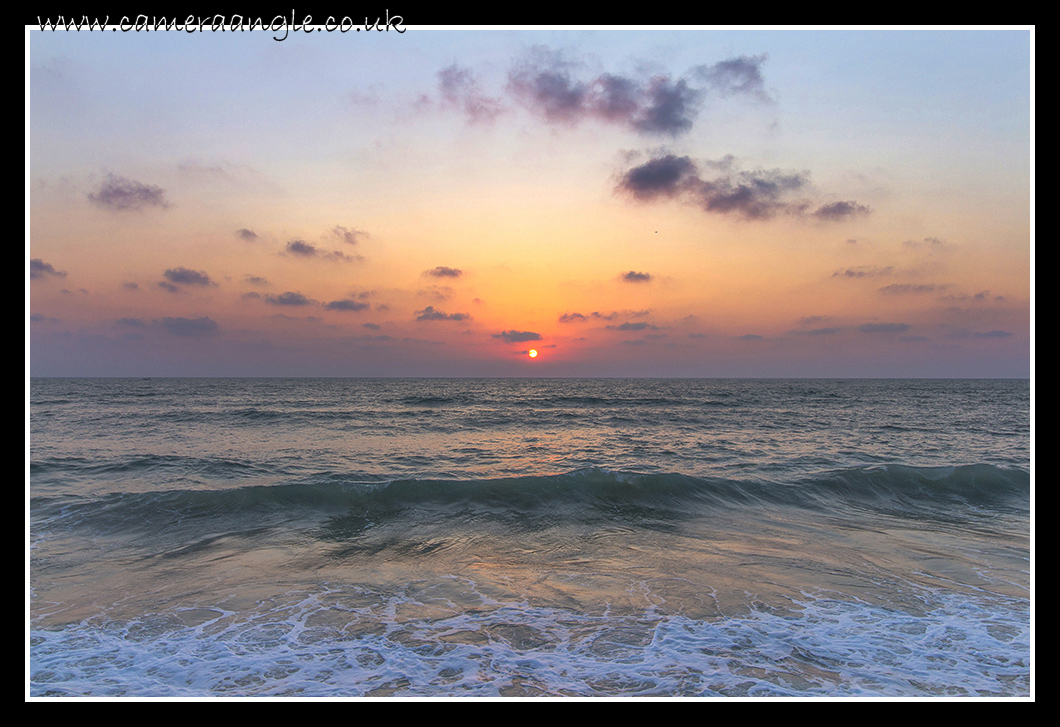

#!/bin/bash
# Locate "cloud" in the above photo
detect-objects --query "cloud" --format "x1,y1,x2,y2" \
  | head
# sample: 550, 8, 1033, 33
859, 322, 911, 334
244, 275, 268, 286
284, 239, 359, 262
492, 330, 542, 343
419, 285, 455, 301
265, 291, 314, 306
163, 267, 214, 286
592, 73, 641, 122
415, 305, 470, 322
560, 309, 652, 323
424, 266, 463, 278
617, 154, 811, 220
504, 49, 770, 138
607, 321, 659, 331
326, 299, 371, 312
692, 55, 771, 101
621, 270, 652, 283
235, 228, 258, 241
30, 258, 66, 280
123, 281, 139, 290
833, 266, 894, 278
615, 154, 698, 201
438, 64, 505, 124
738, 334, 765, 340
507, 48, 588, 125
944, 290, 1004, 303
116, 317, 146, 327
617, 153, 867, 222
878, 283, 943, 295
88, 174, 168, 211
633, 76, 702, 136
813, 201, 872, 220
333, 226, 369, 245
159, 316, 218, 337
285, 239, 319, 257
31, 313, 64, 324
946, 329, 1014, 340
558, 312, 589, 323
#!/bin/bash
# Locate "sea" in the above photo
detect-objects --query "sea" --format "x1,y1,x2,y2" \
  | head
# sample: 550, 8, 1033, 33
28, 378, 1032, 698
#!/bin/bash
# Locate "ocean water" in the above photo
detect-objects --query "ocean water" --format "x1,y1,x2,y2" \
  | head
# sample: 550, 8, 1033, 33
28, 378, 1031, 697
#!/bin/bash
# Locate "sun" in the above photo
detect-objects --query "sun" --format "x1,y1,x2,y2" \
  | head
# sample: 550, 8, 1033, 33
528, 349, 538, 358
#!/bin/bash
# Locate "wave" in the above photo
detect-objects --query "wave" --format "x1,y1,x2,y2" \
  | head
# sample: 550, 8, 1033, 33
31, 464, 1029, 535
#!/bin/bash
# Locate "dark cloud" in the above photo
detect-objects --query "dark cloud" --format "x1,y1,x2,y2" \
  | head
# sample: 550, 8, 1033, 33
235, 228, 258, 241
362, 322, 381, 330
947, 329, 1014, 340
507, 48, 588, 125
123, 281, 139, 290
878, 283, 942, 295
116, 317, 146, 327
693, 55, 771, 100
163, 267, 214, 286
814, 201, 872, 220
420, 285, 455, 301
88, 174, 168, 211
695, 168, 809, 220
159, 316, 218, 337
944, 290, 1003, 303
244, 275, 268, 286
505, 49, 770, 138
424, 266, 463, 278
833, 266, 894, 278
492, 330, 542, 343
286, 239, 319, 257
333, 226, 369, 245
633, 77, 702, 136
738, 334, 764, 340
615, 154, 698, 201
859, 322, 911, 334
621, 270, 653, 283
618, 154, 866, 222
558, 312, 589, 323
804, 327, 840, 335
561, 309, 651, 323
415, 305, 470, 322
438, 64, 505, 124
158, 281, 180, 293
592, 73, 640, 122
265, 292, 313, 306
31, 313, 61, 323
284, 239, 359, 262
326, 299, 371, 312
30, 258, 66, 280
607, 321, 659, 331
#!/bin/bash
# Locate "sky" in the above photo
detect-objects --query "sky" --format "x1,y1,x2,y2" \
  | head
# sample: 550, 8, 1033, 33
28, 25, 1033, 377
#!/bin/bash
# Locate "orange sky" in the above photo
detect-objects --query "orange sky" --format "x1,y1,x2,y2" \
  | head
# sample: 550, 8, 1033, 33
29, 27, 1032, 376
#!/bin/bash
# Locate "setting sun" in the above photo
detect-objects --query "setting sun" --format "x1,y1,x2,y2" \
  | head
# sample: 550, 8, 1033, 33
528, 350, 538, 358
